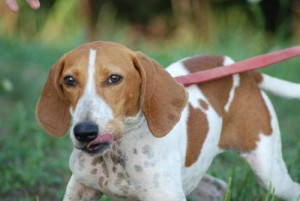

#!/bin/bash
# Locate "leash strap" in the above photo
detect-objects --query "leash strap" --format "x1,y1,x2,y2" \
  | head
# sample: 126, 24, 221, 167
175, 45, 300, 87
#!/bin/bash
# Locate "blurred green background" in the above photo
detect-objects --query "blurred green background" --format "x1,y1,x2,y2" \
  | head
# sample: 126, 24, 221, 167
0, 0, 300, 200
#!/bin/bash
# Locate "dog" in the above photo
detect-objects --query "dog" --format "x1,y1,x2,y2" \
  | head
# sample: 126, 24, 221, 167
36, 41, 300, 201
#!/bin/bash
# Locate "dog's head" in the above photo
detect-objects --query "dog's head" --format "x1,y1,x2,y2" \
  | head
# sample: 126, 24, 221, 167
36, 41, 188, 154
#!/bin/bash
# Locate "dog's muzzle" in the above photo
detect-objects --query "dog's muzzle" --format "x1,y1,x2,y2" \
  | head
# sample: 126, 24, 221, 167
73, 121, 114, 154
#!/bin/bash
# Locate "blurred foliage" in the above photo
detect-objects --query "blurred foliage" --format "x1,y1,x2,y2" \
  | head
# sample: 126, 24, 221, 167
0, 0, 299, 45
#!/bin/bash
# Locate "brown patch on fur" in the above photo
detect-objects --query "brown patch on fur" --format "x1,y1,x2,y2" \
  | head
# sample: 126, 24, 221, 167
134, 165, 143, 172
91, 156, 103, 166
91, 168, 97, 174
183, 56, 272, 156
112, 166, 117, 173
98, 176, 105, 188
183, 56, 231, 115
183, 56, 225, 73
110, 150, 127, 169
185, 104, 209, 167
198, 76, 233, 115
251, 71, 264, 84
102, 160, 109, 177
133, 148, 138, 155
199, 99, 209, 110
218, 73, 272, 151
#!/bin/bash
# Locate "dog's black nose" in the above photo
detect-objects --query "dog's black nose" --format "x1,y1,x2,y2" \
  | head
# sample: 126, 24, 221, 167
73, 122, 98, 142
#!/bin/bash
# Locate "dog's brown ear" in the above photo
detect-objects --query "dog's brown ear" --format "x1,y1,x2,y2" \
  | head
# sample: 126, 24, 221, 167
36, 57, 70, 137
133, 51, 188, 138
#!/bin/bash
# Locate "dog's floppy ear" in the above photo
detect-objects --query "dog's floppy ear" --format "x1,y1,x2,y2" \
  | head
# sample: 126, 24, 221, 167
36, 56, 70, 137
133, 51, 188, 138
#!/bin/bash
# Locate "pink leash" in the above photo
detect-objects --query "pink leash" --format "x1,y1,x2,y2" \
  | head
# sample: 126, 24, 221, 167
175, 45, 300, 87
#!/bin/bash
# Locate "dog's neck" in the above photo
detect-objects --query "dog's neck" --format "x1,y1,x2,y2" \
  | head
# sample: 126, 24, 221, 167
123, 110, 146, 135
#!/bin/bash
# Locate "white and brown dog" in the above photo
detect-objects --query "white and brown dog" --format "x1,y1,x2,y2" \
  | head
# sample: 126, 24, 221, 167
36, 41, 300, 201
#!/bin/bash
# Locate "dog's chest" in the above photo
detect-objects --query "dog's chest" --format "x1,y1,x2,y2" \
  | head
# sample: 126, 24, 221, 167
69, 137, 162, 201
69, 145, 141, 200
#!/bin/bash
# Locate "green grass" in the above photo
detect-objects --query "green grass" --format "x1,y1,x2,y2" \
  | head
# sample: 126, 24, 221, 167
0, 31, 300, 201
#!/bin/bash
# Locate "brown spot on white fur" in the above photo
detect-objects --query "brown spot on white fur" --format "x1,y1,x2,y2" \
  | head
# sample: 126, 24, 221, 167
101, 160, 109, 177
91, 168, 97, 175
251, 71, 264, 84
142, 145, 155, 159
183, 56, 272, 154
91, 156, 103, 166
218, 73, 272, 151
185, 103, 209, 167
98, 176, 105, 188
112, 166, 117, 173
133, 148, 138, 155
110, 150, 127, 169
199, 99, 209, 110
183, 56, 232, 115
182, 56, 225, 73
134, 165, 143, 173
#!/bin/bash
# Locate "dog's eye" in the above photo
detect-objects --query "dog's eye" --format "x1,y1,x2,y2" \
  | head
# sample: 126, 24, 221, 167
64, 76, 77, 87
107, 74, 123, 85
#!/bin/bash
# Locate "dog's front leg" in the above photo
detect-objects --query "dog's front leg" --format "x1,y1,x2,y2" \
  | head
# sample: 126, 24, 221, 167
188, 174, 227, 201
63, 175, 102, 201
139, 178, 187, 201
142, 190, 187, 201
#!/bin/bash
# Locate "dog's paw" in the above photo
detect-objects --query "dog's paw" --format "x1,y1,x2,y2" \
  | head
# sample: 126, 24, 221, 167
188, 174, 227, 201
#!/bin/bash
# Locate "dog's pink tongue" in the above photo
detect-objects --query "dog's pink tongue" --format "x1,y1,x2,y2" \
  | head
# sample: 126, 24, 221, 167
87, 133, 114, 148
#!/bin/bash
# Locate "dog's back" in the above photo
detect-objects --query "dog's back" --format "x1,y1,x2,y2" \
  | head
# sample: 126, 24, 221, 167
167, 55, 300, 200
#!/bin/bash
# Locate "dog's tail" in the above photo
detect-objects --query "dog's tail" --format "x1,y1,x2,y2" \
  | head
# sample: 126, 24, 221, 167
255, 72, 300, 99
